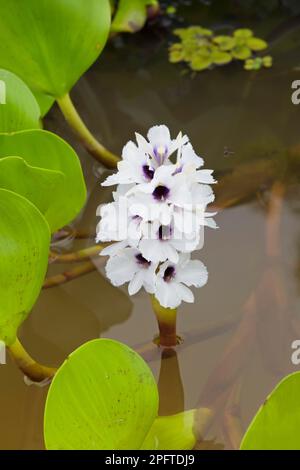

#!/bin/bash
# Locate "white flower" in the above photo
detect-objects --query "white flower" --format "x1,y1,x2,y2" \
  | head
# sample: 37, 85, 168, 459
136, 125, 188, 168
96, 125, 217, 309
154, 253, 208, 309
102, 141, 154, 187
138, 220, 201, 264
105, 247, 157, 295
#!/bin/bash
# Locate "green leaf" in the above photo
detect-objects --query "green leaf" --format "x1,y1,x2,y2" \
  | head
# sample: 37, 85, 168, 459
0, 0, 111, 98
0, 130, 87, 232
0, 157, 64, 218
0, 69, 41, 133
241, 372, 300, 450
212, 50, 232, 65
247, 37, 268, 51
44, 339, 159, 450
190, 55, 212, 71
0, 189, 50, 345
111, 0, 159, 34
213, 35, 236, 51
32, 90, 55, 118
141, 410, 197, 450
232, 46, 252, 60
169, 45, 184, 63
234, 28, 253, 39
262, 55, 273, 68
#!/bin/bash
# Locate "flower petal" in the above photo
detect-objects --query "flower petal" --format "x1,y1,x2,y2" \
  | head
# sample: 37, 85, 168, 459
176, 259, 208, 287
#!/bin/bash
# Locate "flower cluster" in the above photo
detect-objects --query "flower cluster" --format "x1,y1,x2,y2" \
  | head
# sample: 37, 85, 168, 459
96, 125, 217, 309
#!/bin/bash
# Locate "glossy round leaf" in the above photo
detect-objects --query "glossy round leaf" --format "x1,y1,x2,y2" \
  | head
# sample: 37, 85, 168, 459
141, 410, 197, 450
241, 373, 300, 450
44, 339, 159, 450
0, 189, 50, 345
0, 69, 41, 133
0, 130, 87, 232
0, 157, 64, 221
0, 0, 111, 98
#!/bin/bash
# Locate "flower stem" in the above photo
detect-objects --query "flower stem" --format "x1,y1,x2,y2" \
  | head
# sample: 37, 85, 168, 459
151, 295, 178, 347
49, 244, 104, 263
43, 260, 96, 289
8, 337, 57, 383
57, 93, 119, 169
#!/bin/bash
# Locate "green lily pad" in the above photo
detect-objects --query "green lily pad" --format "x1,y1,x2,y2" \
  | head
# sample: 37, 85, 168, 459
241, 372, 300, 450
0, 189, 50, 345
44, 339, 159, 450
112, 0, 159, 34
141, 410, 197, 450
247, 37, 268, 51
0, 69, 41, 133
0, 156, 64, 221
0, 130, 87, 232
0, 0, 111, 98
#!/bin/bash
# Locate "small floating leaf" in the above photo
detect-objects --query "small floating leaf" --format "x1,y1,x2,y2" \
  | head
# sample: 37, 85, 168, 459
262, 55, 273, 68
44, 339, 159, 450
213, 35, 236, 51
0, 189, 50, 345
241, 372, 300, 450
212, 50, 232, 65
190, 55, 212, 71
232, 45, 252, 60
234, 28, 253, 39
247, 37, 268, 51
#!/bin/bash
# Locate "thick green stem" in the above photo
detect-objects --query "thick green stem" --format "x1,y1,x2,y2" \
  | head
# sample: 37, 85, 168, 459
151, 295, 178, 347
57, 93, 119, 169
8, 338, 57, 383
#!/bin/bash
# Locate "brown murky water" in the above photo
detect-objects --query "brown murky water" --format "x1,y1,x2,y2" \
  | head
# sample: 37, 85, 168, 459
2, 4, 300, 450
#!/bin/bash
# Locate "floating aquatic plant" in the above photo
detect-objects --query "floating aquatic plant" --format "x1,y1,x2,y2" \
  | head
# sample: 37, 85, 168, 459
241, 372, 300, 450
111, 0, 160, 34
96, 125, 217, 345
0, 0, 118, 167
169, 26, 271, 72
0, 68, 86, 381
44, 338, 196, 450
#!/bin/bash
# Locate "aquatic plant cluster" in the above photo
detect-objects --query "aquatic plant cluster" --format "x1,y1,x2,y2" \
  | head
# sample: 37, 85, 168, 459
169, 26, 272, 72
96, 125, 217, 308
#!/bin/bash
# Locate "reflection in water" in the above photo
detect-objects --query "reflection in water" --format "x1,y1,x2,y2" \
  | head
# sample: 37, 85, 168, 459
2, 2, 300, 450
158, 348, 184, 416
